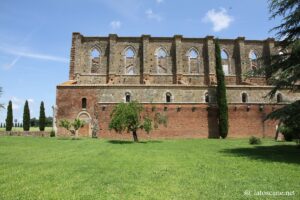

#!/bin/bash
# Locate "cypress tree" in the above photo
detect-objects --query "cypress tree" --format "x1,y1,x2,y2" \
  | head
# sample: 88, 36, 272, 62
0, 123, 2, 128
39, 101, 46, 131
215, 39, 229, 139
5, 101, 13, 131
23, 100, 30, 131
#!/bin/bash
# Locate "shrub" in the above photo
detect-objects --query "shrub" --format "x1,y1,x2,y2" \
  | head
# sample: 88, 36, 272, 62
50, 130, 55, 137
278, 125, 295, 141
39, 101, 46, 131
6, 101, 13, 131
215, 40, 229, 139
249, 136, 261, 145
23, 100, 30, 131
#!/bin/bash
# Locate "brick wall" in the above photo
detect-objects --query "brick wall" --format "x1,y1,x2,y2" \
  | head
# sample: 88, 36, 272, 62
56, 89, 279, 139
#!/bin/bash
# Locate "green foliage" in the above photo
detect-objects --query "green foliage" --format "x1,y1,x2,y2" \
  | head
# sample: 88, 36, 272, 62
109, 101, 167, 142
23, 100, 30, 131
59, 119, 85, 138
269, 0, 300, 47
142, 117, 152, 133
154, 113, 168, 129
5, 101, 13, 131
215, 40, 229, 139
39, 101, 46, 131
278, 125, 294, 141
267, 100, 300, 142
50, 130, 55, 137
72, 118, 85, 131
249, 136, 262, 145
59, 119, 72, 131
246, 1, 300, 98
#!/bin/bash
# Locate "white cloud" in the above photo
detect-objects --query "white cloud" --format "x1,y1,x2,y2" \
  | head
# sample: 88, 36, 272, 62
110, 20, 121, 29
202, 8, 234, 32
156, 0, 164, 3
0, 45, 69, 69
10, 97, 34, 111
145, 9, 162, 21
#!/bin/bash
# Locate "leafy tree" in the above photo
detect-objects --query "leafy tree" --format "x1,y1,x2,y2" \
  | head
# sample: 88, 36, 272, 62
39, 101, 46, 131
265, 0, 300, 141
30, 118, 39, 127
215, 39, 229, 139
0, 123, 2, 128
23, 100, 30, 131
46, 116, 53, 127
267, 100, 300, 143
245, 1, 300, 142
59, 118, 85, 138
109, 101, 167, 142
5, 101, 13, 131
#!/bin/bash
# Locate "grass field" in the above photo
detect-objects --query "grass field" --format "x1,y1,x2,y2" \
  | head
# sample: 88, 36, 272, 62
0, 136, 299, 199
0, 127, 52, 132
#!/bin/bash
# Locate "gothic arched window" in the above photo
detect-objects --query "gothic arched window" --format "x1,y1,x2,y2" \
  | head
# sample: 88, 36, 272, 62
249, 50, 258, 70
187, 48, 200, 74
91, 48, 101, 73
155, 48, 168, 74
221, 49, 230, 75
124, 47, 137, 75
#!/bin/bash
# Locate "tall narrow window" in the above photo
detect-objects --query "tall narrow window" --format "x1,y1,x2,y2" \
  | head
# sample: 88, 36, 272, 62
221, 49, 230, 75
155, 48, 168, 74
166, 92, 172, 103
187, 48, 200, 73
125, 92, 131, 103
242, 93, 248, 103
277, 93, 283, 103
124, 47, 136, 75
249, 51, 258, 70
205, 93, 209, 103
91, 48, 101, 73
82, 98, 87, 109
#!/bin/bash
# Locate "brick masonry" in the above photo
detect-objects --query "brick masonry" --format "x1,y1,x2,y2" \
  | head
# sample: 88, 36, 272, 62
55, 33, 300, 139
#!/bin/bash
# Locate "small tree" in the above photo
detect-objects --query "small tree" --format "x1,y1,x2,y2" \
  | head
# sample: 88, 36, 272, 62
59, 118, 85, 138
5, 100, 13, 131
109, 101, 167, 142
23, 100, 30, 131
39, 101, 46, 131
215, 39, 229, 139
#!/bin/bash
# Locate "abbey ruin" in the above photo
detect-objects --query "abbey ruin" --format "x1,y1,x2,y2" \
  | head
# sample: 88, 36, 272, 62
55, 33, 300, 138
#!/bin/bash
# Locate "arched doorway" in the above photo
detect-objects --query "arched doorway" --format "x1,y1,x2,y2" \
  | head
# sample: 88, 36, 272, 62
77, 111, 92, 137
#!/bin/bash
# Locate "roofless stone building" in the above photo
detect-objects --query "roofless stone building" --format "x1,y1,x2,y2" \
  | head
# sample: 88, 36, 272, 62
55, 33, 299, 138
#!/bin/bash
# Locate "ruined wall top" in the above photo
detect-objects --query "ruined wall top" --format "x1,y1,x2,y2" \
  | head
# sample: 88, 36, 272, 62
68, 32, 278, 86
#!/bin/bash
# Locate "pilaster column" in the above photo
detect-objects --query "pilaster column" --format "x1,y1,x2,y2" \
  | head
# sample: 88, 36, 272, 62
174, 35, 183, 84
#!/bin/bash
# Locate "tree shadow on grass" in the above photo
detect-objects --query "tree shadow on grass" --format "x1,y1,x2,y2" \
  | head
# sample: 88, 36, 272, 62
221, 144, 300, 165
107, 140, 162, 144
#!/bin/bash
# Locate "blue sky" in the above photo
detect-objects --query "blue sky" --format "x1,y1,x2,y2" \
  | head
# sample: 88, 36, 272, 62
0, 0, 281, 123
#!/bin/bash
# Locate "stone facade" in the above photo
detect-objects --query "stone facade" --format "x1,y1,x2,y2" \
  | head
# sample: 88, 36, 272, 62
56, 33, 300, 138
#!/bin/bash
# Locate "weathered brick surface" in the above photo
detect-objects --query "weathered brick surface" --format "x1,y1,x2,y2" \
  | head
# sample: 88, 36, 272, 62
56, 87, 281, 139
55, 33, 300, 139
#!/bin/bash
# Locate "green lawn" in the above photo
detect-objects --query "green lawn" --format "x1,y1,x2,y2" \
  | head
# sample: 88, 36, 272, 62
0, 137, 299, 200
0, 127, 52, 132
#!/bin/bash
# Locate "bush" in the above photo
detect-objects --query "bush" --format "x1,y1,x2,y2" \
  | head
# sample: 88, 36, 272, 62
50, 130, 55, 137
278, 125, 298, 141
249, 136, 261, 145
